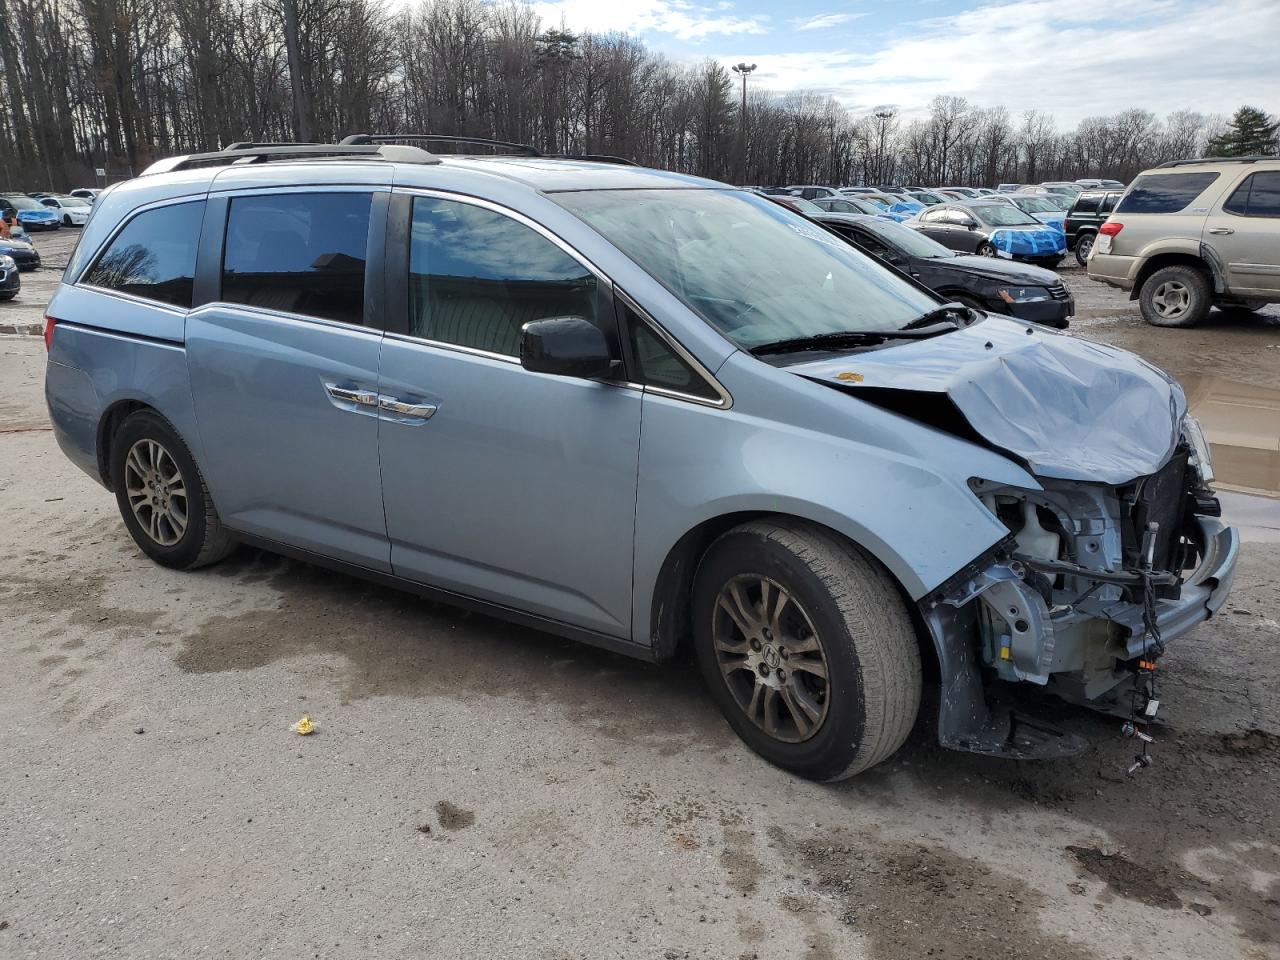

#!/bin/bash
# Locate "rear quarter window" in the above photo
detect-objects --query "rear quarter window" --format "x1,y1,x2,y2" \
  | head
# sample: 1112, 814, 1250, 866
1071, 195, 1100, 214
1115, 172, 1220, 214
81, 201, 205, 308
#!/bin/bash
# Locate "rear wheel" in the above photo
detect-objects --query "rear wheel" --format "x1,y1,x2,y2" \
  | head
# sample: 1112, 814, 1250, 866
1140, 264, 1212, 327
1074, 232, 1095, 266
110, 410, 234, 569
693, 520, 922, 781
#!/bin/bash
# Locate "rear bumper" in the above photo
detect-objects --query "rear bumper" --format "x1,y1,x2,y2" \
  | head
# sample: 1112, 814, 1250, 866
1086, 253, 1138, 289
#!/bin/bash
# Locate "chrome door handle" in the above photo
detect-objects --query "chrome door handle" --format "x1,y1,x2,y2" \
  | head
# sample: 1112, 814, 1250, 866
1208, 227, 1234, 235
324, 382, 378, 406
379, 396, 437, 419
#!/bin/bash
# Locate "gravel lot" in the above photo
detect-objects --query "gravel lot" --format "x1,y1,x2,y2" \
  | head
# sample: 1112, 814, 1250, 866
2, 228, 1279, 960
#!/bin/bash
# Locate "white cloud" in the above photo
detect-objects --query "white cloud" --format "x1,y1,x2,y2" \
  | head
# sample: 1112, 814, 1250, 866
714, 0, 1280, 127
792, 12, 867, 31
531, 0, 767, 42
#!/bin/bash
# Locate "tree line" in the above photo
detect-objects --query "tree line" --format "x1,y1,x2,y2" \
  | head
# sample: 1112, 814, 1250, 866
0, 0, 1273, 190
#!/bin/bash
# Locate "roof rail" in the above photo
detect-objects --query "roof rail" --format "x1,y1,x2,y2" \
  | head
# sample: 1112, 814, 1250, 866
1155, 155, 1276, 168
548, 154, 638, 166
141, 141, 440, 175
342, 133, 541, 157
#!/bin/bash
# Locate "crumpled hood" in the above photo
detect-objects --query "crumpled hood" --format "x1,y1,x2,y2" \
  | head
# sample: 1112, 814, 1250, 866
792, 317, 1186, 484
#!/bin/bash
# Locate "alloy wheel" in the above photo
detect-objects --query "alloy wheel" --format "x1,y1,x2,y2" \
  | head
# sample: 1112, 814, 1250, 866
1151, 280, 1191, 321
124, 438, 189, 546
711, 575, 830, 743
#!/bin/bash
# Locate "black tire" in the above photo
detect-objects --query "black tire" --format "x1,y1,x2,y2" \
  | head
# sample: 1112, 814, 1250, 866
62, 214, 72, 227
110, 410, 234, 570
976, 241, 997, 257
692, 519, 922, 782
0, 292, 14, 302
1074, 232, 1095, 266
1139, 264, 1212, 328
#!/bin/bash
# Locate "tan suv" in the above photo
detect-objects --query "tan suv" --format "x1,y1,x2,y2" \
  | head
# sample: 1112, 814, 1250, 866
1087, 157, 1280, 326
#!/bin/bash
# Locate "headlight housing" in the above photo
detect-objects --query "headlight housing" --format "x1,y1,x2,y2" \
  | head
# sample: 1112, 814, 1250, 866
0, 255, 15, 270
997, 286, 1050, 304
1182, 414, 1214, 485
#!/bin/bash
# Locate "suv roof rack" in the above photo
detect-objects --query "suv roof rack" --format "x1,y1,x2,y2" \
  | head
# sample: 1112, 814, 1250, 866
1156, 155, 1276, 168
341, 133, 541, 157
143, 141, 441, 175
548, 154, 638, 166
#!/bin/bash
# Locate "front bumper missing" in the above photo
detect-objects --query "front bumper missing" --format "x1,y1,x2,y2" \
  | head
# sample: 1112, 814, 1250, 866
920, 516, 1239, 759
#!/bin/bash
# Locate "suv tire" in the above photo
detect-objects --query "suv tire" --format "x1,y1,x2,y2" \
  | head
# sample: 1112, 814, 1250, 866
110, 410, 234, 570
1140, 264, 1212, 327
692, 519, 921, 781
1074, 232, 1095, 266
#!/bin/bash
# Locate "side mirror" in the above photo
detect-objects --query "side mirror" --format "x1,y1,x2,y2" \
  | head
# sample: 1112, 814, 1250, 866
520, 317, 615, 379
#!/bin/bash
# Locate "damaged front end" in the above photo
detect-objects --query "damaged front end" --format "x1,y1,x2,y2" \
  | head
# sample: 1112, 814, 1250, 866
922, 433, 1238, 759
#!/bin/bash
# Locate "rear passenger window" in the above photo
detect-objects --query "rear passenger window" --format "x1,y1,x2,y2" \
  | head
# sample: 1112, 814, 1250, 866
1101, 193, 1120, 213
1073, 195, 1100, 214
1115, 173, 1220, 214
83, 201, 204, 308
1223, 171, 1280, 217
221, 192, 371, 324
408, 196, 603, 357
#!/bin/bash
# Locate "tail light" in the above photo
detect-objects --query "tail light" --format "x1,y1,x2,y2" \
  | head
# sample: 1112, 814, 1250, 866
43, 315, 57, 351
1099, 221, 1124, 236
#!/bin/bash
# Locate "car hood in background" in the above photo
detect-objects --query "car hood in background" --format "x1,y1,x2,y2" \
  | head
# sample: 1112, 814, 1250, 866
929, 254, 1060, 286
791, 317, 1185, 484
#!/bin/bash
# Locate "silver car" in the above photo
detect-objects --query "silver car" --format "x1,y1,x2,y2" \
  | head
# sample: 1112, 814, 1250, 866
43, 138, 1237, 780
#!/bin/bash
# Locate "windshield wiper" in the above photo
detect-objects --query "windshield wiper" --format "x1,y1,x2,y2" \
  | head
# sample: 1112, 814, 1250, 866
900, 301, 976, 331
749, 325, 955, 357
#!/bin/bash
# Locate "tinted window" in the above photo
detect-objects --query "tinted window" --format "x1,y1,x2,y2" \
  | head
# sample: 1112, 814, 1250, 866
1072, 194, 1101, 214
222, 192, 371, 324
1223, 171, 1280, 217
1115, 172, 1220, 214
83, 201, 204, 307
1101, 193, 1120, 212
623, 303, 717, 400
409, 196, 602, 357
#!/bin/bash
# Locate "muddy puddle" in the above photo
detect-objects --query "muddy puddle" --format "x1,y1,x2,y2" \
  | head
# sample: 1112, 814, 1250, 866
1182, 376, 1280, 500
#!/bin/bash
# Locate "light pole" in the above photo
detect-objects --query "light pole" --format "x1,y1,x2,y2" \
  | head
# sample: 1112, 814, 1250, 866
732, 62, 757, 185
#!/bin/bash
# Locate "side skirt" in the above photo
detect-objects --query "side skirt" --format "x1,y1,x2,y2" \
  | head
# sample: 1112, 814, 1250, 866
229, 530, 658, 664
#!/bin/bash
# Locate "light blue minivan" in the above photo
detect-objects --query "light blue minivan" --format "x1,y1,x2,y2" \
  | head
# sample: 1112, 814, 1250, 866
44, 138, 1238, 780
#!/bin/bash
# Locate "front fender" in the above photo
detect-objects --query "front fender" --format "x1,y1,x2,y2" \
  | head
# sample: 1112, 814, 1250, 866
631, 350, 1039, 645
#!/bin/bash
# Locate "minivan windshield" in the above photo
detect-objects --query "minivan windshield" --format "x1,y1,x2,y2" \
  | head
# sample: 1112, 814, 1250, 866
556, 189, 939, 349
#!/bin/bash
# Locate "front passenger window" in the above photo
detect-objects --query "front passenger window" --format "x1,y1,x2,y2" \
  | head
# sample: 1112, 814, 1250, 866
408, 196, 604, 357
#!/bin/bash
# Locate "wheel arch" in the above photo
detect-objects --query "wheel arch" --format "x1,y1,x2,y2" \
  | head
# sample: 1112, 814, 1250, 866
96, 399, 170, 490
1131, 251, 1218, 301
646, 511, 937, 685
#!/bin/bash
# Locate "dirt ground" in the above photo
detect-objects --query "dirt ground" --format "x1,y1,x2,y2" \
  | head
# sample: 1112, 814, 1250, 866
2, 228, 1279, 960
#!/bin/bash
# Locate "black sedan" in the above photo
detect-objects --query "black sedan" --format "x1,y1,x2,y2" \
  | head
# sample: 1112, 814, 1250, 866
0, 236, 41, 271
902, 200, 1067, 268
812, 212, 1073, 328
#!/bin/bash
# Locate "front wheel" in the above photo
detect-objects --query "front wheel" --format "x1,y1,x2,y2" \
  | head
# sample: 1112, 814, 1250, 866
62, 215, 72, 226
110, 410, 234, 569
976, 241, 997, 257
693, 520, 922, 781
1074, 232, 1095, 266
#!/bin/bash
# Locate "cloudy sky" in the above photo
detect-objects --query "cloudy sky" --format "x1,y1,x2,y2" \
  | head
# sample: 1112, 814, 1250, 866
530, 0, 1280, 127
